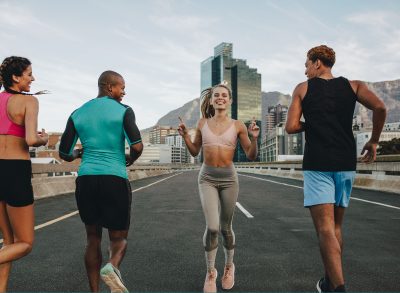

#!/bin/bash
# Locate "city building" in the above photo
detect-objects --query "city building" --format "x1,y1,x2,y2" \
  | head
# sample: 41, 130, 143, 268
149, 125, 178, 144
200, 42, 262, 162
383, 122, 400, 131
261, 122, 304, 162
235, 119, 262, 162
353, 105, 372, 131
165, 134, 184, 148
166, 134, 189, 163
353, 115, 364, 131
263, 104, 288, 141
29, 132, 82, 161
259, 104, 301, 162
201, 42, 261, 122
188, 128, 201, 164
356, 130, 400, 156
136, 144, 172, 164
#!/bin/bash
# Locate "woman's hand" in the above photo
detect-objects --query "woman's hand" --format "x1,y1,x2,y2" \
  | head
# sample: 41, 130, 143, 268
38, 128, 49, 146
248, 118, 260, 139
178, 116, 188, 137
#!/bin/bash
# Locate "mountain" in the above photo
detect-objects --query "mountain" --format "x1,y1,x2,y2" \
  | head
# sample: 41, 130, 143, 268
141, 79, 400, 136
365, 79, 400, 123
156, 98, 200, 129
261, 91, 291, 109
139, 98, 200, 143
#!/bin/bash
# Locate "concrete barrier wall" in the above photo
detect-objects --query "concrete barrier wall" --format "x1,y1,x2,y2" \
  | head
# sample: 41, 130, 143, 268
33, 169, 173, 200
32, 160, 399, 198
236, 163, 400, 194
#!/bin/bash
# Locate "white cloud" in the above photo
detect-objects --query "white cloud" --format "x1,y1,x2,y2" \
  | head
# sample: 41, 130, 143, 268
347, 11, 396, 28
335, 10, 400, 82
0, 2, 77, 41
0, 2, 43, 27
2, 1, 399, 131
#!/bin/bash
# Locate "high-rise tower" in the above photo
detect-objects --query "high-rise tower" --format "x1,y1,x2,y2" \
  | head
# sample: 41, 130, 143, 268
200, 42, 261, 123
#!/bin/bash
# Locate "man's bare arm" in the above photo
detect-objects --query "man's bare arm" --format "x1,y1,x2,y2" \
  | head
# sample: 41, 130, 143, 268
286, 82, 306, 134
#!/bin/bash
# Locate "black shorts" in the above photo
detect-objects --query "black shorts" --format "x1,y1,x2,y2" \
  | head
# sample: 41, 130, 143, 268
75, 175, 132, 230
0, 159, 34, 207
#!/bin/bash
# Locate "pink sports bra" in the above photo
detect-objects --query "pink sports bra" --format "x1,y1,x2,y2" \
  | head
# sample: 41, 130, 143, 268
0, 92, 26, 138
201, 119, 237, 149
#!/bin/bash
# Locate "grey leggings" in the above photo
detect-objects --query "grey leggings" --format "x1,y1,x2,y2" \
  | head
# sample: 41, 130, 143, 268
198, 164, 239, 251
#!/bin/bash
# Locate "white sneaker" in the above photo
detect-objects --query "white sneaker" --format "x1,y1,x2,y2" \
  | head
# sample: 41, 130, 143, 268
221, 263, 235, 290
203, 268, 218, 293
100, 263, 129, 293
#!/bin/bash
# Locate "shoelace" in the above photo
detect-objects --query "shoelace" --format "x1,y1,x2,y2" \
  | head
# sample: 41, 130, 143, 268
207, 271, 216, 282
223, 267, 232, 279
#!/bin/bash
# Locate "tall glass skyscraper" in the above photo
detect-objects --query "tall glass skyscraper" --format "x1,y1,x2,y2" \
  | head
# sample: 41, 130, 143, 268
201, 42, 261, 122
200, 43, 262, 161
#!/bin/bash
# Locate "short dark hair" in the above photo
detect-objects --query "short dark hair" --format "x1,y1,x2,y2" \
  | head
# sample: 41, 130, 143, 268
307, 45, 335, 68
0, 56, 31, 90
98, 70, 123, 88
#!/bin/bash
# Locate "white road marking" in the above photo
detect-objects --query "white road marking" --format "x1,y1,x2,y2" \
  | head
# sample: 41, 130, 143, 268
34, 211, 79, 231
239, 174, 303, 189
131, 172, 182, 193
239, 173, 400, 210
0, 173, 183, 244
350, 197, 400, 210
0, 210, 81, 244
236, 202, 254, 218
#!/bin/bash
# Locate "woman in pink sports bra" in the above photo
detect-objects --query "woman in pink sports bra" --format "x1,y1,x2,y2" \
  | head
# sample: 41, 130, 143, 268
0, 56, 48, 291
178, 83, 259, 293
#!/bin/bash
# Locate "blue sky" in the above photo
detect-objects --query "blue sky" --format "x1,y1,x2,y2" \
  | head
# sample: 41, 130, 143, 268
1, 0, 399, 131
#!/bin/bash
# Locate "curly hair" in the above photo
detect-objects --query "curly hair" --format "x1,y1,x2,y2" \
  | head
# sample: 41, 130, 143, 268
307, 45, 335, 68
0, 56, 31, 90
200, 83, 232, 118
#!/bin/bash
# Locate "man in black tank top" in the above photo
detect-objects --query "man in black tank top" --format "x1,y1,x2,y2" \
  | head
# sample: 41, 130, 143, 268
286, 45, 386, 292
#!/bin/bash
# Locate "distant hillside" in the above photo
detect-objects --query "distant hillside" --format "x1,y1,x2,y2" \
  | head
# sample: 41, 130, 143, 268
156, 98, 200, 129
365, 79, 400, 123
261, 91, 291, 108
139, 98, 200, 143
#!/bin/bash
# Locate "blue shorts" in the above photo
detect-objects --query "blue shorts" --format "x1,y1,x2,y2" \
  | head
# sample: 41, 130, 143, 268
303, 171, 356, 208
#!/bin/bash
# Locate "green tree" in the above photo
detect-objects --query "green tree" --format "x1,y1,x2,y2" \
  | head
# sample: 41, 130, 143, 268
378, 138, 400, 155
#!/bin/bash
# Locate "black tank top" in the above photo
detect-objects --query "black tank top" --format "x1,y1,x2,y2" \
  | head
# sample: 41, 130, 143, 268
302, 77, 357, 171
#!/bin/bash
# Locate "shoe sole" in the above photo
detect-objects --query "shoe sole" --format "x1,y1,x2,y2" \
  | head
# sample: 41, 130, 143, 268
101, 272, 129, 293
316, 280, 322, 293
222, 281, 235, 291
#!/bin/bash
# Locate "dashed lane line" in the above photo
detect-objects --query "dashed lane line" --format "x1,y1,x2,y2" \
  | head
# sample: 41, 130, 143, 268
236, 202, 254, 218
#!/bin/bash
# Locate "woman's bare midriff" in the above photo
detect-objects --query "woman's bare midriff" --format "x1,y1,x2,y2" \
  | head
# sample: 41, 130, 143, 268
203, 146, 235, 167
0, 135, 30, 160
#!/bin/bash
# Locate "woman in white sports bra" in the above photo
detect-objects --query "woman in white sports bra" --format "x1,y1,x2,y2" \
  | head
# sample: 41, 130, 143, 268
178, 83, 259, 293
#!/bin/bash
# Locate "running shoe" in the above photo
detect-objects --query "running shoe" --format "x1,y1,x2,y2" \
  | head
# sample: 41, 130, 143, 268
221, 263, 235, 290
203, 268, 218, 293
100, 262, 129, 293
316, 277, 330, 293
333, 285, 346, 292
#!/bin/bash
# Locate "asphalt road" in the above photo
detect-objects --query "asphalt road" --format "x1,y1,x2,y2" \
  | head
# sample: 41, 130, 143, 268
5, 171, 400, 292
